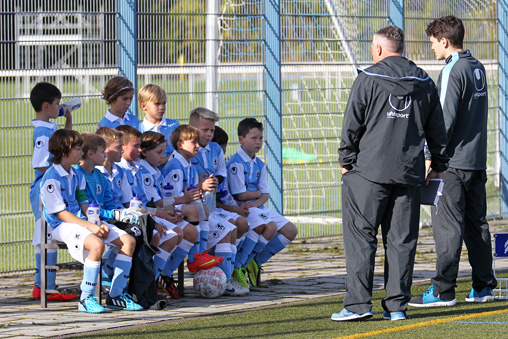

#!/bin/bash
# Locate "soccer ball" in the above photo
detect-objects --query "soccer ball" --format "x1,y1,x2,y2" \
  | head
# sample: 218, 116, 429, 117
193, 266, 227, 298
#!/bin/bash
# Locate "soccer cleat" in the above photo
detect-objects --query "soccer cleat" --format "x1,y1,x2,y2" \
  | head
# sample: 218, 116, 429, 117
105, 293, 143, 311
187, 251, 224, 273
247, 259, 260, 287
32, 285, 77, 301
408, 285, 457, 307
465, 287, 494, 303
78, 295, 106, 313
382, 311, 406, 321
232, 268, 250, 288
331, 308, 373, 321
157, 274, 180, 299
223, 280, 250, 296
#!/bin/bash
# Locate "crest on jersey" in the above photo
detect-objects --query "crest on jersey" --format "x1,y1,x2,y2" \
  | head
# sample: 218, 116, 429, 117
172, 173, 180, 183
143, 177, 153, 187
231, 166, 237, 175
213, 158, 218, 168
117, 179, 121, 187
96, 184, 102, 196
35, 140, 44, 149
256, 170, 260, 178
46, 184, 55, 193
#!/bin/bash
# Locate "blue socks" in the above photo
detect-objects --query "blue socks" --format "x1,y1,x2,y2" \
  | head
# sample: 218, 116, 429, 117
235, 230, 259, 268
102, 246, 118, 280
162, 239, 193, 277
109, 254, 132, 298
244, 235, 269, 266
153, 248, 171, 280
255, 234, 291, 266
215, 243, 233, 279
80, 259, 101, 300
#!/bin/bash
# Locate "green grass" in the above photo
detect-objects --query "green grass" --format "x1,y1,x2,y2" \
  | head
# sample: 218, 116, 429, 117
72, 274, 508, 339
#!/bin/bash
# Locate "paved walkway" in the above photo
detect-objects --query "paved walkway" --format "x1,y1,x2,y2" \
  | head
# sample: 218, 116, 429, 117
1, 222, 508, 338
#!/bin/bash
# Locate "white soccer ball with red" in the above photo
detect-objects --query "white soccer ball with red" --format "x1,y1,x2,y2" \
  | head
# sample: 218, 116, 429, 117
193, 266, 227, 298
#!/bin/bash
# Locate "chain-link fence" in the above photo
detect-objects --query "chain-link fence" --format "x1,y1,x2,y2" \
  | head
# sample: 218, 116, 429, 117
0, 0, 503, 272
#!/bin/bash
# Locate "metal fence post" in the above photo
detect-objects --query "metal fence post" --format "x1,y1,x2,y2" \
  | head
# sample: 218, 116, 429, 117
499, 0, 508, 217
389, 0, 404, 30
264, 0, 283, 214
206, 0, 219, 112
117, 0, 137, 116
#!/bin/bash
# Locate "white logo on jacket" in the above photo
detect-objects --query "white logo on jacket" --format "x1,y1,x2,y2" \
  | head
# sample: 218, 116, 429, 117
386, 95, 411, 119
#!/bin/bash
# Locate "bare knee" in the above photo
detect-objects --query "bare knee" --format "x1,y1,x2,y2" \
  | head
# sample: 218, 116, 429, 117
184, 224, 198, 243
279, 222, 298, 241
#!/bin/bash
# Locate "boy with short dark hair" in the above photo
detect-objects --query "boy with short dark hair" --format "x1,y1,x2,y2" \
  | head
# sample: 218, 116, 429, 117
41, 129, 142, 313
227, 118, 298, 286
29, 82, 75, 301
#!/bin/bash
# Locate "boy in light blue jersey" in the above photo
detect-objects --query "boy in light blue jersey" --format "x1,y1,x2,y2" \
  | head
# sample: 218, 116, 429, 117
29, 82, 76, 301
41, 129, 142, 313
227, 118, 298, 286
95, 127, 133, 208
98, 76, 140, 130
161, 126, 236, 278
138, 84, 179, 168
189, 108, 250, 293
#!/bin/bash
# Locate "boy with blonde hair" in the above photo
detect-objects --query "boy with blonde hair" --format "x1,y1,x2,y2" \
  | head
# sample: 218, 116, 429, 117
139, 84, 180, 166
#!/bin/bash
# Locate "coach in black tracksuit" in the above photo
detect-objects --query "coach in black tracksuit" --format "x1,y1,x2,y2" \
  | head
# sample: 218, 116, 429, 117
332, 26, 448, 321
410, 16, 497, 307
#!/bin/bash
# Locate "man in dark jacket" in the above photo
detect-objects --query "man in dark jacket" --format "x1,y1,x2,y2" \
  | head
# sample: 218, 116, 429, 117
409, 15, 497, 308
332, 25, 449, 322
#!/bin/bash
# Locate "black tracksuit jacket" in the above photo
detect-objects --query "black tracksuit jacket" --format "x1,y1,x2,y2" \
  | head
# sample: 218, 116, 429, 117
339, 55, 449, 186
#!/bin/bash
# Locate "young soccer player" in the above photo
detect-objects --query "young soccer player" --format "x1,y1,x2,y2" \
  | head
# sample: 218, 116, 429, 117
162, 125, 245, 295
95, 127, 132, 208
40, 129, 142, 313
189, 108, 251, 291
138, 84, 180, 166
227, 118, 298, 286
29, 82, 75, 301
98, 76, 140, 130
116, 125, 142, 184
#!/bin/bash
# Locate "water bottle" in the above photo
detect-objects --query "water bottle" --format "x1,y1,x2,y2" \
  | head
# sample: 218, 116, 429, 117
58, 98, 82, 116
189, 185, 207, 221
162, 183, 175, 214
203, 189, 217, 213
129, 195, 143, 212
87, 200, 101, 225
146, 197, 157, 215
219, 189, 238, 207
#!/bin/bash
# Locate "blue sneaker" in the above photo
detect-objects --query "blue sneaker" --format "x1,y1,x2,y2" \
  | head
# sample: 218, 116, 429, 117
465, 287, 493, 303
382, 311, 406, 321
78, 295, 106, 313
106, 293, 143, 311
408, 285, 457, 307
331, 308, 373, 321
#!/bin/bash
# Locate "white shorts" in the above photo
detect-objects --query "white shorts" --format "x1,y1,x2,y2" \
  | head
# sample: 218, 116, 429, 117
52, 221, 127, 264
153, 216, 177, 231
211, 210, 240, 224
32, 217, 53, 246
206, 214, 236, 250
246, 207, 291, 231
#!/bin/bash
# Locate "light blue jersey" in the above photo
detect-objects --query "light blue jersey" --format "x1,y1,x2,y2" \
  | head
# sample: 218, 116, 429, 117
226, 147, 269, 204
191, 142, 226, 179
140, 117, 180, 157
75, 165, 119, 220
162, 151, 199, 198
97, 164, 133, 207
98, 110, 140, 130
138, 159, 164, 204
30, 120, 58, 219
40, 164, 88, 229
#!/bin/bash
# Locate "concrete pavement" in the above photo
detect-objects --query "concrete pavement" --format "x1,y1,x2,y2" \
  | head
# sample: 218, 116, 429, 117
1, 222, 508, 338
